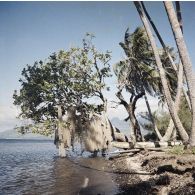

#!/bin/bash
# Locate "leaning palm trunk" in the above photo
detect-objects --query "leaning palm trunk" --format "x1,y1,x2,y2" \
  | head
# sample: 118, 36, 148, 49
175, 1, 183, 34
134, 1, 189, 143
163, 120, 174, 141
162, 2, 185, 141
141, 1, 187, 141
164, 1, 195, 146
161, 62, 183, 141
141, 1, 191, 111
175, 1, 191, 111
144, 94, 162, 140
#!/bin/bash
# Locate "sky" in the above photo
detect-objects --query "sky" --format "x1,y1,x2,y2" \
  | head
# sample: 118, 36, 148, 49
0, 1, 195, 132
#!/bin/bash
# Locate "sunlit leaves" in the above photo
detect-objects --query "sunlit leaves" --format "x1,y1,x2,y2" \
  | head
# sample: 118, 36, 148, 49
13, 34, 112, 135
115, 27, 177, 100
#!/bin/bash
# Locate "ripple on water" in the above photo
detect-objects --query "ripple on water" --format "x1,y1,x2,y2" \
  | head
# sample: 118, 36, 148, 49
0, 140, 119, 195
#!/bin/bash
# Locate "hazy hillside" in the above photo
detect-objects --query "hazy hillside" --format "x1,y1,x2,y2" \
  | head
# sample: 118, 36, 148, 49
0, 117, 148, 139
0, 129, 53, 140
111, 116, 149, 137
110, 117, 130, 136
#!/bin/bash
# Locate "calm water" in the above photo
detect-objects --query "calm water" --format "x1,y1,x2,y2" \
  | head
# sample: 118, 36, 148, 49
0, 139, 119, 195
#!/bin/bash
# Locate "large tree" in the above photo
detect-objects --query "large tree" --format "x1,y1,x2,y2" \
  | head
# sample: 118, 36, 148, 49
13, 35, 112, 155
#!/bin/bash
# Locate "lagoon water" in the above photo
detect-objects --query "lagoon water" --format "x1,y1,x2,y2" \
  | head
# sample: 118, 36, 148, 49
0, 139, 120, 195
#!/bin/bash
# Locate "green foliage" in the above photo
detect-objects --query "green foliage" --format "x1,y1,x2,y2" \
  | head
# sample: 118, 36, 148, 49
114, 27, 157, 96
140, 96, 192, 136
15, 120, 55, 136
168, 145, 195, 155
168, 145, 185, 155
114, 26, 178, 101
13, 34, 112, 135
140, 110, 170, 135
191, 147, 195, 155
178, 96, 192, 134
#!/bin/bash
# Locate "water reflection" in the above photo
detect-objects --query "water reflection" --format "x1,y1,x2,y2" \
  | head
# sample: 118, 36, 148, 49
50, 157, 118, 195
0, 140, 119, 195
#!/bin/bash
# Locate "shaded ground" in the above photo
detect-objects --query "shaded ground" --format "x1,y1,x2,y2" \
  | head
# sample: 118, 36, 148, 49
110, 150, 195, 195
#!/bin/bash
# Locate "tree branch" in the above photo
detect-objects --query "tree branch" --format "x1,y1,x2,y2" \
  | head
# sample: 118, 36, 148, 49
132, 91, 145, 111
116, 88, 129, 109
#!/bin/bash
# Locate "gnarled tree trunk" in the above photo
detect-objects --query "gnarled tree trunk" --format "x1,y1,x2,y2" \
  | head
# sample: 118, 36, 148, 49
116, 89, 144, 142
57, 105, 66, 157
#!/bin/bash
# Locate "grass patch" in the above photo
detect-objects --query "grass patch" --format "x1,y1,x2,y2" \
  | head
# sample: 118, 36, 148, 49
185, 147, 195, 155
168, 145, 195, 155
168, 145, 185, 155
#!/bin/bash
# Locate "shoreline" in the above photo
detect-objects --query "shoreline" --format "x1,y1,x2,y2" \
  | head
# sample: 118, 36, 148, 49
110, 150, 195, 194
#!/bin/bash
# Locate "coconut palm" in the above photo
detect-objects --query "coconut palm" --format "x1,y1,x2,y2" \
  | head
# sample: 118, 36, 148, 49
114, 27, 177, 141
134, 1, 189, 143
175, 1, 183, 33
114, 27, 156, 142
174, 1, 191, 111
141, 1, 191, 111
164, 1, 195, 146
141, 1, 192, 142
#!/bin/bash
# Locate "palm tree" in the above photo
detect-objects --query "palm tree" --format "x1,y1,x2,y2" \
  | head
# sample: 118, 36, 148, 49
174, 1, 191, 111
115, 27, 167, 141
175, 1, 183, 33
114, 27, 157, 142
141, 1, 192, 141
115, 27, 181, 141
161, 61, 183, 141
164, 1, 195, 146
162, 1, 185, 141
141, 1, 191, 111
134, 1, 189, 143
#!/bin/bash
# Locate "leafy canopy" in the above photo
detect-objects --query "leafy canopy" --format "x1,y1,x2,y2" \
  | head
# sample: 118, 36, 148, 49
114, 27, 177, 100
13, 34, 112, 134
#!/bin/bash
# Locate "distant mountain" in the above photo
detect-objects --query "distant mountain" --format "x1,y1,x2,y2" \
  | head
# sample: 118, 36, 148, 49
110, 117, 130, 136
110, 116, 149, 136
0, 129, 53, 140
0, 117, 149, 140
110, 117, 129, 130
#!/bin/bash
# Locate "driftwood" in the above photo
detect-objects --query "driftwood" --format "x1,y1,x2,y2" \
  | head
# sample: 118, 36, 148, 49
109, 149, 141, 155
145, 148, 168, 152
109, 148, 167, 157
111, 141, 183, 149
111, 141, 133, 149
109, 153, 135, 160
135, 141, 183, 149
